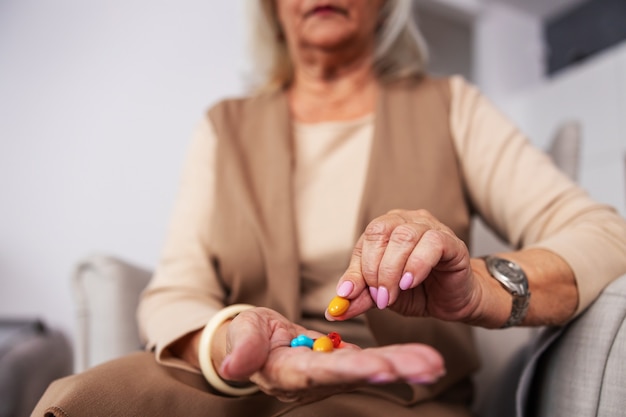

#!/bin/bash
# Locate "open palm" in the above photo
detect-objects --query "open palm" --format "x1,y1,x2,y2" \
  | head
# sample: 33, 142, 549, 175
219, 307, 445, 403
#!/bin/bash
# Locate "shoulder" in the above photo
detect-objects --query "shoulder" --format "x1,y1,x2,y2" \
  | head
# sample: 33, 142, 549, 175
402, 74, 482, 103
448, 75, 483, 107
418, 74, 481, 106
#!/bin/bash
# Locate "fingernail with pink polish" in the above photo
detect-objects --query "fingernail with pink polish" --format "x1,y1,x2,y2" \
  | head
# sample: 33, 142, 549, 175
337, 281, 354, 297
399, 272, 414, 290
376, 287, 389, 310
369, 286, 378, 301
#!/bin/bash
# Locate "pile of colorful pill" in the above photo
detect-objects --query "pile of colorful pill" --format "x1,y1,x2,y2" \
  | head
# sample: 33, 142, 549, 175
290, 332, 342, 352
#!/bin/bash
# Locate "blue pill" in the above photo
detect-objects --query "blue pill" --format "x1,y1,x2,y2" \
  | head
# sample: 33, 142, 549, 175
290, 334, 314, 348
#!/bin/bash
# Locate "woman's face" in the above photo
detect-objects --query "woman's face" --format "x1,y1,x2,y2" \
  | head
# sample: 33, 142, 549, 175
274, 0, 384, 54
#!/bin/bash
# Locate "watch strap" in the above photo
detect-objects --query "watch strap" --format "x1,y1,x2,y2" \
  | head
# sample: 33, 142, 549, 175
504, 292, 531, 328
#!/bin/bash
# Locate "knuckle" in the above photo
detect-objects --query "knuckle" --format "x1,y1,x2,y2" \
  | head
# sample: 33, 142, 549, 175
377, 264, 398, 279
389, 224, 419, 244
414, 208, 432, 218
361, 259, 379, 278
350, 244, 363, 259
422, 229, 446, 247
344, 270, 363, 282
364, 220, 392, 242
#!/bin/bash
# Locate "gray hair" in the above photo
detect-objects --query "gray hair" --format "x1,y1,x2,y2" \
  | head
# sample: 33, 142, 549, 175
247, 0, 429, 92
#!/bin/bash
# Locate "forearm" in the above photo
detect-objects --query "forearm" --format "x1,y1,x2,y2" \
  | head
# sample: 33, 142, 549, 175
470, 247, 578, 328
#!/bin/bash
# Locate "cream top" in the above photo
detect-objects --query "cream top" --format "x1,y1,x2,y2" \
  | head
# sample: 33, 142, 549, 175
138, 76, 626, 368
293, 114, 374, 319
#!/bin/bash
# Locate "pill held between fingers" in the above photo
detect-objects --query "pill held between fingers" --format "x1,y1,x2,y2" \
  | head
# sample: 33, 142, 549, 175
327, 295, 350, 317
312, 336, 334, 352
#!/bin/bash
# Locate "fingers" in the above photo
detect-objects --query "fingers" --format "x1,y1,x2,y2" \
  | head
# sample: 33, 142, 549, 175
359, 210, 448, 305
308, 344, 445, 386
327, 235, 375, 320
324, 289, 374, 321
360, 212, 406, 290
386, 228, 459, 295
256, 343, 445, 394
377, 222, 430, 307
332, 212, 421, 315
331, 209, 468, 316
373, 344, 446, 384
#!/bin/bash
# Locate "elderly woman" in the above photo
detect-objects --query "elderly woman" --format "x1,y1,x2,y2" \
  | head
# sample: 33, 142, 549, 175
34, 1, 626, 416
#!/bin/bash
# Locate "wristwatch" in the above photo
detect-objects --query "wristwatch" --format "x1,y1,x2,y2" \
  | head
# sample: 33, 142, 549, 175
483, 256, 531, 328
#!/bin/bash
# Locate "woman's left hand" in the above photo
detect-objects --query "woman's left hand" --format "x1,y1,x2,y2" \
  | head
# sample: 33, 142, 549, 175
327, 209, 484, 323
219, 307, 444, 403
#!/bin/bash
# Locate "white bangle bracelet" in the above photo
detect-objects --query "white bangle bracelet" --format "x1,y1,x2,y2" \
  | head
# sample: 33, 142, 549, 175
198, 304, 260, 396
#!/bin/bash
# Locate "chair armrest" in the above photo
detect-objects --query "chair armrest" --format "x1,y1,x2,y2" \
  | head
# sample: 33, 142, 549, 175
0, 322, 72, 416
525, 273, 626, 417
72, 254, 152, 372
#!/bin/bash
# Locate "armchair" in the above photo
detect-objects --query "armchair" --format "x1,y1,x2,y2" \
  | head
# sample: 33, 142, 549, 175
69, 120, 626, 416
71, 254, 626, 416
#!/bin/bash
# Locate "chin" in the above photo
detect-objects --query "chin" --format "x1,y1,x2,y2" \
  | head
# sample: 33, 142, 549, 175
303, 27, 355, 49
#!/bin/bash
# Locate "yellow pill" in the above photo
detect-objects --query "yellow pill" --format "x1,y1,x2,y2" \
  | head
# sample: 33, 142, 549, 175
327, 295, 350, 317
312, 336, 334, 352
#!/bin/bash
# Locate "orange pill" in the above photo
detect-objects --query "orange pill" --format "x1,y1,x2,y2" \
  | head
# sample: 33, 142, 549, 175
312, 336, 334, 352
327, 295, 350, 317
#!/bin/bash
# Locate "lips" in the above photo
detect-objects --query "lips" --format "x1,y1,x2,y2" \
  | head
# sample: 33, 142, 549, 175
306, 4, 348, 17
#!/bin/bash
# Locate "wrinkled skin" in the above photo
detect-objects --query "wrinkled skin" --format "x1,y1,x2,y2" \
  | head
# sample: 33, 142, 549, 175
326, 209, 482, 323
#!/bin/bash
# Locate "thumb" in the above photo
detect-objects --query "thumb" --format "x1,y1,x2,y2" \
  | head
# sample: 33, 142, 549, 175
219, 312, 270, 382
326, 235, 375, 321
337, 234, 368, 299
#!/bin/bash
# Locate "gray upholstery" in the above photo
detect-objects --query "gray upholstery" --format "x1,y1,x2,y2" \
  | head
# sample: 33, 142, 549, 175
523, 274, 626, 417
0, 323, 72, 417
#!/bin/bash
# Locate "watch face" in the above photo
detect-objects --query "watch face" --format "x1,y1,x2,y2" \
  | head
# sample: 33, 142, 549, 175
484, 256, 531, 327
493, 258, 526, 284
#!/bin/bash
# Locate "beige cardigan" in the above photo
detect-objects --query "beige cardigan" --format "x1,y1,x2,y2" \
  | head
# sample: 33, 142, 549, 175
138, 75, 626, 392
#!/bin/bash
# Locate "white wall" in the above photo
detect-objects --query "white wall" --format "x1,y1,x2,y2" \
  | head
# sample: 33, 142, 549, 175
501, 41, 626, 216
417, 1, 546, 105
424, 0, 626, 231
0, 1, 247, 338
468, 1, 626, 214
473, 2, 545, 104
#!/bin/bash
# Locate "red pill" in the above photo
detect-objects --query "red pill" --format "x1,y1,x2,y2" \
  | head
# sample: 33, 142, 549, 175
327, 332, 342, 348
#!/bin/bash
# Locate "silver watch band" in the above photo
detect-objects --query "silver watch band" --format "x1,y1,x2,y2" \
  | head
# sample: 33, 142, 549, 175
503, 293, 531, 328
